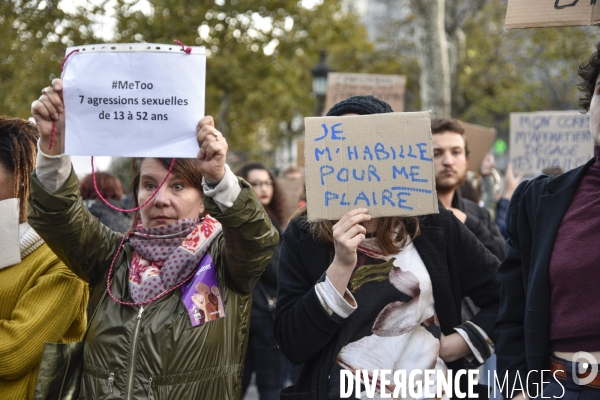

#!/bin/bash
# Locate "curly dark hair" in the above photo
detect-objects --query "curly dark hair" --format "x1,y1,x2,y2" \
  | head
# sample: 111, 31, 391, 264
578, 42, 600, 112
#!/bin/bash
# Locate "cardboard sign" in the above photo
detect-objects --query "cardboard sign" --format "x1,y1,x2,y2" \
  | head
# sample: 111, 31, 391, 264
296, 139, 305, 167
505, 0, 600, 29
62, 43, 206, 157
459, 121, 496, 173
304, 112, 438, 221
509, 111, 594, 175
325, 73, 406, 114
276, 176, 304, 227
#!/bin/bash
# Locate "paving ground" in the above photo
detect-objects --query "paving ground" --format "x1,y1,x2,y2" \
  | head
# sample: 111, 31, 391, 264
243, 374, 258, 400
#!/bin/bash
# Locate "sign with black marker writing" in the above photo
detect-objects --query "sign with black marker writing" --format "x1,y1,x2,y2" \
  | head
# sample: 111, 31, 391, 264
62, 43, 206, 157
460, 121, 496, 173
509, 111, 594, 175
304, 112, 439, 221
325, 73, 406, 115
505, 0, 600, 29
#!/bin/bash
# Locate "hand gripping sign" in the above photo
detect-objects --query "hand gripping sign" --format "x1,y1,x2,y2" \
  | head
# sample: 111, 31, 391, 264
61, 43, 206, 157
304, 112, 439, 221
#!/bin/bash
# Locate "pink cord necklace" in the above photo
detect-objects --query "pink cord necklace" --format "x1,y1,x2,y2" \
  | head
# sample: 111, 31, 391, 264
105, 233, 198, 307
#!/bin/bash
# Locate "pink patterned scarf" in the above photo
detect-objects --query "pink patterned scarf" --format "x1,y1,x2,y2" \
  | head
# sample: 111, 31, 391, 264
128, 216, 222, 303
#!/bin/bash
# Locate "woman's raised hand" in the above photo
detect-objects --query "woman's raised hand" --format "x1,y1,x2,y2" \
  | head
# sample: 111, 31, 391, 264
31, 78, 65, 156
327, 208, 371, 296
196, 116, 228, 184
332, 208, 370, 268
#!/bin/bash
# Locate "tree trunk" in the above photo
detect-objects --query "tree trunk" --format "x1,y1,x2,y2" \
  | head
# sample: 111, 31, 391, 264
409, 0, 451, 117
445, 0, 487, 116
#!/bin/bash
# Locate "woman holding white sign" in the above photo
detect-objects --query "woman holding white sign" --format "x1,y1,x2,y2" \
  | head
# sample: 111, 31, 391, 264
29, 79, 279, 399
274, 96, 501, 399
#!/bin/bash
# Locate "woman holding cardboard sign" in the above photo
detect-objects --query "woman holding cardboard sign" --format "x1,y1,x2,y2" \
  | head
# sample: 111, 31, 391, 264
274, 96, 501, 399
29, 78, 278, 399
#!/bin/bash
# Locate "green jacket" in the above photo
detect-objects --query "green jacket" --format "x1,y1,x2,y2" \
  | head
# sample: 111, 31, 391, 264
28, 168, 279, 400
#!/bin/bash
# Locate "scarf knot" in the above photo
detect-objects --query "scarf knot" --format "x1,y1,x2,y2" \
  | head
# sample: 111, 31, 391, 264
128, 216, 222, 303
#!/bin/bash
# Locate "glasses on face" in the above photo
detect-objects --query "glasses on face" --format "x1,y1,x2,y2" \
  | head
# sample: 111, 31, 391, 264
249, 181, 273, 189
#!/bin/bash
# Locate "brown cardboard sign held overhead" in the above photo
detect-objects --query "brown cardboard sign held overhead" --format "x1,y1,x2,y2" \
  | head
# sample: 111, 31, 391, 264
459, 121, 497, 173
505, 0, 600, 29
509, 111, 594, 175
276, 176, 304, 229
304, 112, 439, 221
325, 73, 406, 114
296, 140, 305, 168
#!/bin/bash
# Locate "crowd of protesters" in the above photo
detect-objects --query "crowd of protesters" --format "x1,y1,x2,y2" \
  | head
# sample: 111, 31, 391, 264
2, 40, 600, 400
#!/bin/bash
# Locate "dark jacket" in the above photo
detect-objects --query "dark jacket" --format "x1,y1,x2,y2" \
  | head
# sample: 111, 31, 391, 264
495, 158, 595, 399
251, 216, 281, 319
496, 198, 510, 239
83, 199, 132, 233
452, 191, 506, 260
274, 208, 501, 399
28, 169, 279, 400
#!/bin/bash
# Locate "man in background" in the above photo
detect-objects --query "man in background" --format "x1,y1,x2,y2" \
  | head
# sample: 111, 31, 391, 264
431, 117, 505, 260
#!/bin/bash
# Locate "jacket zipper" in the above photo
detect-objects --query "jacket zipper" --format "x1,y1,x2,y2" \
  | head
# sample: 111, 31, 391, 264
107, 372, 115, 393
126, 306, 145, 400
147, 377, 153, 399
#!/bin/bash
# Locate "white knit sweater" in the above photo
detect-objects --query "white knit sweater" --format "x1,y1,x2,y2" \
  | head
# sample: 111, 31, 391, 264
19, 222, 44, 259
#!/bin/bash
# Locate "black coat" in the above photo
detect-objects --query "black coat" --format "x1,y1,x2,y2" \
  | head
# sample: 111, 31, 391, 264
252, 216, 281, 319
495, 158, 595, 399
452, 192, 506, 260
274, 208, 501, 399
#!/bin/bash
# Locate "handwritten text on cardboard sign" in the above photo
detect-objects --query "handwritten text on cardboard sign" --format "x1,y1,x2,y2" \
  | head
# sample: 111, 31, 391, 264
305, 112, 438, 221
509, 111, 594, 175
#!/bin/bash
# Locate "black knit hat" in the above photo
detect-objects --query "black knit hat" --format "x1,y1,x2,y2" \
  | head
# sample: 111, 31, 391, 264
326, 95, 394, 116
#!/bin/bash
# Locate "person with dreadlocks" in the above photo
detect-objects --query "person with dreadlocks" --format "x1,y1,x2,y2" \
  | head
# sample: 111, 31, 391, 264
0, 116, 88, 399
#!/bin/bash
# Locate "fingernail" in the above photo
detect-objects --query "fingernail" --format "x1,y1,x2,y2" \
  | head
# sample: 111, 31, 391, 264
57, 107, 63, 112
53, 84, 59, 90
52, 113, 59, 120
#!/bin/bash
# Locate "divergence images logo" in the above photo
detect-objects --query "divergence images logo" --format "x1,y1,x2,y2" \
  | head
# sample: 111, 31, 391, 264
572, 352, 598, 386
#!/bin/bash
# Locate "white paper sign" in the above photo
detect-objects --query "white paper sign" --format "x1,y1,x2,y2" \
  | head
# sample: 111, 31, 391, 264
509, 111, 594, 175
0, 199, 21, 269
62, 43, 206, 157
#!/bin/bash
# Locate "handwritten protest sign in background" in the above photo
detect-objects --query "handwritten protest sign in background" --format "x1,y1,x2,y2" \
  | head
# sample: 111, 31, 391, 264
509, 111, 594, 175
296, 139, 305, 167
305, 112, 438, 221
62, 43, 206, 157
325, 73, 406, 114
277, 176, 303, 228
460, 121, 496, 173
505, 0, 600, 29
